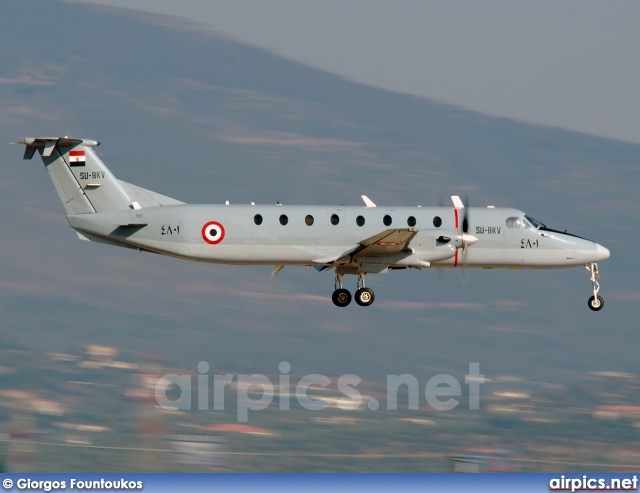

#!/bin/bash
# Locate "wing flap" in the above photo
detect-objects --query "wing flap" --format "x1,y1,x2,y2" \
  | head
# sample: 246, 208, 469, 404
309, 229, 419, 266
312, 246, 359, 265
356, 228, 418, 257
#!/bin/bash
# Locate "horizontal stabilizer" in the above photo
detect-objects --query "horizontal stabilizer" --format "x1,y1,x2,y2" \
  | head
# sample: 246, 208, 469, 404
17, 137, 99, 157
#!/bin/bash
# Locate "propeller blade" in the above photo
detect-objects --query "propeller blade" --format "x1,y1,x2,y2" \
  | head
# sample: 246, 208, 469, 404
451, 195, 475, 283
461, 195, 470, 234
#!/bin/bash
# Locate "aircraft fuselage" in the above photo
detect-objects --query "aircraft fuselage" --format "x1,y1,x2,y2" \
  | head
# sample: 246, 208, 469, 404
66, 204, 609, 269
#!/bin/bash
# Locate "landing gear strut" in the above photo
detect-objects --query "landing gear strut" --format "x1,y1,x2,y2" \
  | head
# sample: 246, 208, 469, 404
586, 262, 604, 311
331, 273, 352, 307
330, 271, 376, 307
354, 272, 375, 307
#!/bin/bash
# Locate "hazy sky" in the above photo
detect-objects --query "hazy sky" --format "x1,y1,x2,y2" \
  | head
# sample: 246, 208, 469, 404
88, 0, 640, 144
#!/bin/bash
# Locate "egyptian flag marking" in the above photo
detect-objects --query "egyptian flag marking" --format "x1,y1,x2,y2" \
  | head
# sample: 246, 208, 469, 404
69, 150, 86, 167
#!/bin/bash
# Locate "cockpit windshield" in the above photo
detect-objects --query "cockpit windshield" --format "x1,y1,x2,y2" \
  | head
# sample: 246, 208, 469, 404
524, 215, 546, 229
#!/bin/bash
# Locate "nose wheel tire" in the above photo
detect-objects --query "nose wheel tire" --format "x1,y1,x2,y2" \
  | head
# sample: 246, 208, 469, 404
332, 288, 352, 307
354, 287, 375, 307
585, 263, 604, 312
588, 295, 604, 312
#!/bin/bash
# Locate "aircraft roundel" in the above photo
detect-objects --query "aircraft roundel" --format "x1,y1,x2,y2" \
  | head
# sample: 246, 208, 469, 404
202, 221, 225, 245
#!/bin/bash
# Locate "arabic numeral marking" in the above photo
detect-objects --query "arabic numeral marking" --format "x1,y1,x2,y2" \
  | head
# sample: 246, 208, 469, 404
520, 239, 539, 249
161, 225, 180, 236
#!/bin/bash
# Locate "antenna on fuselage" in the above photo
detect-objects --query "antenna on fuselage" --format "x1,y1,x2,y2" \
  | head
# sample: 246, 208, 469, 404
361, 195, 376, 208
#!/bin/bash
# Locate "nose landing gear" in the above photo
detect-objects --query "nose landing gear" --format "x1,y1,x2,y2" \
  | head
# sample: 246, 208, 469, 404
586, 262, 604, 311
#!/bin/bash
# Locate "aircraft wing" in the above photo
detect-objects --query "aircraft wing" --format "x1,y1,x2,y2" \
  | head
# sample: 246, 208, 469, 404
354, 228, 419, 257
311, 228, 418, 266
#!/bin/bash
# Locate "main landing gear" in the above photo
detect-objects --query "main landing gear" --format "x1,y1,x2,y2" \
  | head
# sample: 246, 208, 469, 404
332, 272, 375, 307
586, 262, 604, 311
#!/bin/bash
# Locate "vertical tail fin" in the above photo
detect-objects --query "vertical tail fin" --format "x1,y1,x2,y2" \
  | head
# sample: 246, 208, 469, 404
19, 137, 133, 214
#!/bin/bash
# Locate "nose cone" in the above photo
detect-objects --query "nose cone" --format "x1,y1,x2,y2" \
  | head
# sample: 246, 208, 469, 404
595, 243, 610, 262
573, 238, 610, 265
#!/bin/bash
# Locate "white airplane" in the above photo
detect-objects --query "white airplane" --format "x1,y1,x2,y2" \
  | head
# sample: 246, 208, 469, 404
17, 137, 610, 310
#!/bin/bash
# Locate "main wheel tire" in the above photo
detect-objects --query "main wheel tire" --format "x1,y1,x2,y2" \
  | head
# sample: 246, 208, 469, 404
354, 287, 375, 307
332, 288, 352, 307
588, 295, 604, 311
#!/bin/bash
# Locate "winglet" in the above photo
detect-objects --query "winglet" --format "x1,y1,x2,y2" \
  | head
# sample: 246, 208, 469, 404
361, 195, 376, 208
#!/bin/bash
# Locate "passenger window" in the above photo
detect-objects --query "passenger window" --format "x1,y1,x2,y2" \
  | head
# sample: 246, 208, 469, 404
254, 214, 263, 225
305, 215, 314, 226
383, 215, 392, 226
279, 214, 288, 225
407, 216, 416, 227
330, 214, 340, 225
433, 216, 442, 228
356, 215, 365, 227
505, 217, 523, 229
